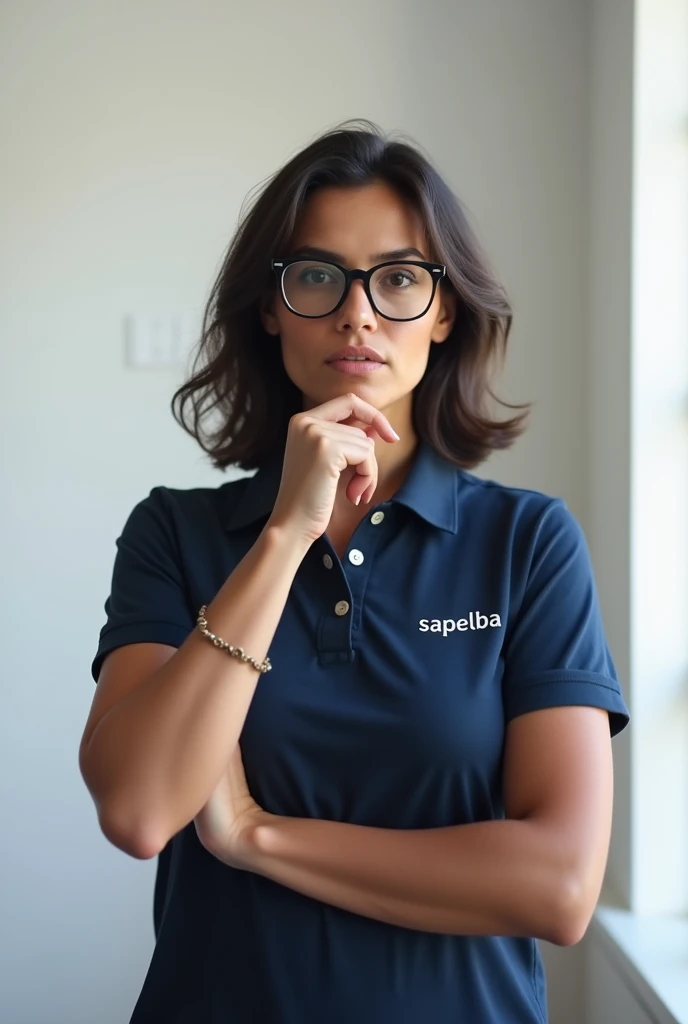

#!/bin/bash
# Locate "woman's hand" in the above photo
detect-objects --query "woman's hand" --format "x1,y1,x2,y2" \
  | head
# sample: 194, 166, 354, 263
266, 392, 400, 548
193, 743, 268, 870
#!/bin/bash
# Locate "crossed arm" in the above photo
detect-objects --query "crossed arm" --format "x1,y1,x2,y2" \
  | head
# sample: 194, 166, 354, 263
194, 704, 614, 947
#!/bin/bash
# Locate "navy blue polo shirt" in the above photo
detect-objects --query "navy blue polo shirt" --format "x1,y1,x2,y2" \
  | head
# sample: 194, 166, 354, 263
91, 436, 630, 1024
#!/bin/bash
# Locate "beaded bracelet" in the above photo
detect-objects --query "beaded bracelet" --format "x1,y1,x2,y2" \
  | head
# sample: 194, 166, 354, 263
196, 605, 272, 674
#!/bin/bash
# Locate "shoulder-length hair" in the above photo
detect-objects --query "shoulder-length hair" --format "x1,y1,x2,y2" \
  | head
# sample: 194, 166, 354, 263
171, 118, 532, 471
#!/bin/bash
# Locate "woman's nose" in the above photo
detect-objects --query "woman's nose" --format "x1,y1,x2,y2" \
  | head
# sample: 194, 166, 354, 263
336, 279, 377, 327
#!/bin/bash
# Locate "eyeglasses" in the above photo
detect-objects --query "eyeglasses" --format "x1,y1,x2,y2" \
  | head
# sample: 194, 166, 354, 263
271, 257, 447, 322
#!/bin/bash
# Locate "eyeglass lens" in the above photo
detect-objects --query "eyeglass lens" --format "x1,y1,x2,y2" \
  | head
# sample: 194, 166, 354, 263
281, 261, 435, 319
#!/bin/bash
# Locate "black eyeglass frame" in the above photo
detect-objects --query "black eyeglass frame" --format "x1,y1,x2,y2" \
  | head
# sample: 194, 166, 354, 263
271, 257, 447, 322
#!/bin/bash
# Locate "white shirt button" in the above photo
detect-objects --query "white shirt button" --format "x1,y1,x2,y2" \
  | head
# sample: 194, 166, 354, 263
322, 553, 333, 569
371, 511, 385, 524
348, 548, 364, 565
334, 600, 349, 616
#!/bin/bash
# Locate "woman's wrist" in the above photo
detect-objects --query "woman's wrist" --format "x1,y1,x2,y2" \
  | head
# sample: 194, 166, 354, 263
262, 517, 316, 558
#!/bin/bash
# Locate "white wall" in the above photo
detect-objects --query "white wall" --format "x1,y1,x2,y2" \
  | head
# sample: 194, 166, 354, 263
1, 2, 600, 1022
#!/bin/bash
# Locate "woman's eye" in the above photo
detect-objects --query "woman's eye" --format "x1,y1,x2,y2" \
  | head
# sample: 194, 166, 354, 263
386, 272, 414, 287
302, 268, 333, 284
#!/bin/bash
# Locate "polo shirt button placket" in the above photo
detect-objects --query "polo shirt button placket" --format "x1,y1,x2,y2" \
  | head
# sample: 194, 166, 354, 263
316, 504, 389, 663
341, 502, 392, 639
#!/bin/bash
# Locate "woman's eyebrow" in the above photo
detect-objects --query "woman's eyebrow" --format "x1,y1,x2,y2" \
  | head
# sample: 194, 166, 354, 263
288, 245, 427, 263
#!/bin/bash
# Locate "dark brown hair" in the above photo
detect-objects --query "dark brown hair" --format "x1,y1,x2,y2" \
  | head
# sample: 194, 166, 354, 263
170, 118, 532, 471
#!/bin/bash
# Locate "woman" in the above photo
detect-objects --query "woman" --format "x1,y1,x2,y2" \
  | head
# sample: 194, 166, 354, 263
80, 119, 630, 1024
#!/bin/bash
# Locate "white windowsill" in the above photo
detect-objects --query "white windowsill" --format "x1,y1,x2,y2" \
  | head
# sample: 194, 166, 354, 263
591, 904, 688, 1024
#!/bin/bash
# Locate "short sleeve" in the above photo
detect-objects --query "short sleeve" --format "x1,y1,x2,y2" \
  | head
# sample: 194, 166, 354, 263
90, 487, 195, 684
502, 499, 630, 737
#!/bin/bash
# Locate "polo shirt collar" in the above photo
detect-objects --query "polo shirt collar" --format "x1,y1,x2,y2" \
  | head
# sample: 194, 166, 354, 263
224, 435, 459, 534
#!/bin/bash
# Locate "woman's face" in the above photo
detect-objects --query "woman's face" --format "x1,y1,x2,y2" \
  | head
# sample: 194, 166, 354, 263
261, 180, 456, 426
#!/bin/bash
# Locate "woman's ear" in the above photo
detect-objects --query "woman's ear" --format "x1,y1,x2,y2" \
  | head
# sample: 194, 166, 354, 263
431, 288, 457, 344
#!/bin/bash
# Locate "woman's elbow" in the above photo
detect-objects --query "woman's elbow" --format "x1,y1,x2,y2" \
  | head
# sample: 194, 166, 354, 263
547, 873, 595, 947
98, 801, 162, 861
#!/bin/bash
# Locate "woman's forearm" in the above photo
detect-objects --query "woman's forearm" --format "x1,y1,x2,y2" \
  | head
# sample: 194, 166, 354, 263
245, 813, 580, 945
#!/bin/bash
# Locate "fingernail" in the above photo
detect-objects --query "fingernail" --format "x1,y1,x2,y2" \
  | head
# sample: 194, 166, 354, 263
355, 495, 361, 506
391, 428, 400, 440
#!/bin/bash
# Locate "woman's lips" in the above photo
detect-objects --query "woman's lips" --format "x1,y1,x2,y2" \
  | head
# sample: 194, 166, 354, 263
326, 359, 385, 374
